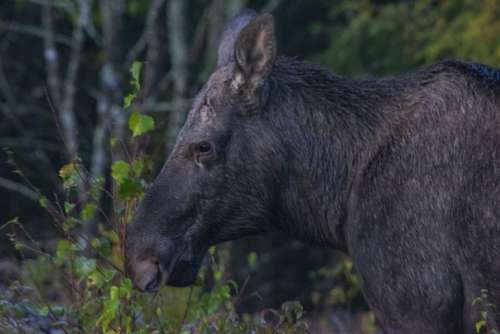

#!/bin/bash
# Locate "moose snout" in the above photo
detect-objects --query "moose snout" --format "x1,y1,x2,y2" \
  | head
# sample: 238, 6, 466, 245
126, 255, 167, 292
125, 227, 177, 292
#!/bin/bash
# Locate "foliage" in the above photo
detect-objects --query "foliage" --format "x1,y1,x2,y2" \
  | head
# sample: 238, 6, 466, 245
309, 255, 362, 308
0, 61, 308, 334
472, 289, 499, 334
314, 0, 500, 75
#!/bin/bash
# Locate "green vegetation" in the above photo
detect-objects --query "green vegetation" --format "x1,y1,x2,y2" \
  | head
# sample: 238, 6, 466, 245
314, 0, 500, 75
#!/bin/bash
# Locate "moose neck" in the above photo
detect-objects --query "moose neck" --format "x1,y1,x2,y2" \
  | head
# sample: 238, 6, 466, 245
266, 57, 399, 250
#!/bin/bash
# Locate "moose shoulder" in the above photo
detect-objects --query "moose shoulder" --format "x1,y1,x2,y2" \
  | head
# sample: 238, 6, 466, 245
125, 10, 500, 334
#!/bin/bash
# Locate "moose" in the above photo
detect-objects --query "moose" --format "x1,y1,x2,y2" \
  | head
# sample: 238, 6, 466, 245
125, 10, 500, 334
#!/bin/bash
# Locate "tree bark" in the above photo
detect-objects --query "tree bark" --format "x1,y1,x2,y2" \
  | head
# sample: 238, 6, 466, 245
165, 0, 189, 152
42, 0, 91, 160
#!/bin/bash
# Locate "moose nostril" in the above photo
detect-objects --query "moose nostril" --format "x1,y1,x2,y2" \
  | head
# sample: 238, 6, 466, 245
144, 265, 162, 292
129, 257, 166, 292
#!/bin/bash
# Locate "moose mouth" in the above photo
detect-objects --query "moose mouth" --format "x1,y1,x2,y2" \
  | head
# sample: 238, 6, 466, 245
127, 257, 168, 293
128, 243, 202, 292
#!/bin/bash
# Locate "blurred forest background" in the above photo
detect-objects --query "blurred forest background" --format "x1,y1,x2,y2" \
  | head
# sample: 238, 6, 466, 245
0, 0, 499, 332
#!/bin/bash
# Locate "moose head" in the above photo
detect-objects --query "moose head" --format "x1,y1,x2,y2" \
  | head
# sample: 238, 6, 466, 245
125, 10, 287, 291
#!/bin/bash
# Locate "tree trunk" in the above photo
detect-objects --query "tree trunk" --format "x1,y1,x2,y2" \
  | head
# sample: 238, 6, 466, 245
165, 0, 189, 152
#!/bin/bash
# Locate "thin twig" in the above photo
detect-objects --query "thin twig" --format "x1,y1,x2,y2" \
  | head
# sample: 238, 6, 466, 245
0, 21, 72, 46
0, 177, 39, 202
125, 0, 167, 66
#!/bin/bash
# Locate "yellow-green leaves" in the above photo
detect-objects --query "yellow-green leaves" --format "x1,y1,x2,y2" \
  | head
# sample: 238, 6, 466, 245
111, 160, 144, 200
111, 160, 131, 184
123, 61, 142, 108
38, 195, 48, 208
59, 163, 80, 189
476, 319, 486, 333
97, 279, 133, 333
247, 251, 258, 269
128, 111, 155, 137
123, 60, 155, 137
131, 158, 144, 176
81, 202, 97, 220
130, 61, 142, 91
55, 239, 73, 265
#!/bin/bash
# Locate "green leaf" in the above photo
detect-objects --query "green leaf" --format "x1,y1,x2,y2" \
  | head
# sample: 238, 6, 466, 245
123, 93, 136, 108
128, 111, 155, 137
472, 297, 483, 305
39, 196, 49, 208
247, 251, 258, 268
102, 229, 120, 243
121, 278, 132, 293
97, 297, 120, 332
119, 278, 132, 300
75, 256, 97, 279
103, 269, 117, 282
110, 286, 119, 300
51, 305, 65, 317
59, 163, 80, 189
39, 306, 49, 316
476, 319, 486, 333
117, 178, 143, 200
131, 158, 144, 176
81, 203, 97, 220
110, 137, 118, 148
281, 301, 304, 323
130, 61, 142, 90
89, 176, 104, 200
209, 246, 216, 256
55, 240, 72, 265
111, 160, 131, 184
64, 202, 75, 214
62, 217, 78, 231
127, 1, 148, 17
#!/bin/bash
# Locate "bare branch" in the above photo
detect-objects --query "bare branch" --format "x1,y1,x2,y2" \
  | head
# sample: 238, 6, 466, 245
0, 177, 39, 202
29, 0, 76, 14
126, 0, 166, 67
42, 1, 62, 108
0, 52, 24, 131
89, 92, 108, 184
204, 0, 225, 72
59, 0, 93, 159
142, 0, 166, 99
188, 7, 210, 63
99, 0, 126, 160
0, 21, 72, 46
87, 0, 127, 235
165, 0, 189, 151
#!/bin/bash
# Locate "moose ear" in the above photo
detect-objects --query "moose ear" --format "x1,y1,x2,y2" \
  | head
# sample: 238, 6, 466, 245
217, 9, 258, 68
232, 13, 276, 91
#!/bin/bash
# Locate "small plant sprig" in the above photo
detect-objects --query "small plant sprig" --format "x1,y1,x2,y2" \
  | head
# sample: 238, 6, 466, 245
473, 289, 499, 334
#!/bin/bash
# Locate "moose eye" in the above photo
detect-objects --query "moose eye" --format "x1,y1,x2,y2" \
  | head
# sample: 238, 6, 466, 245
193, 142, 214, 166
194, 142, 213, 155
